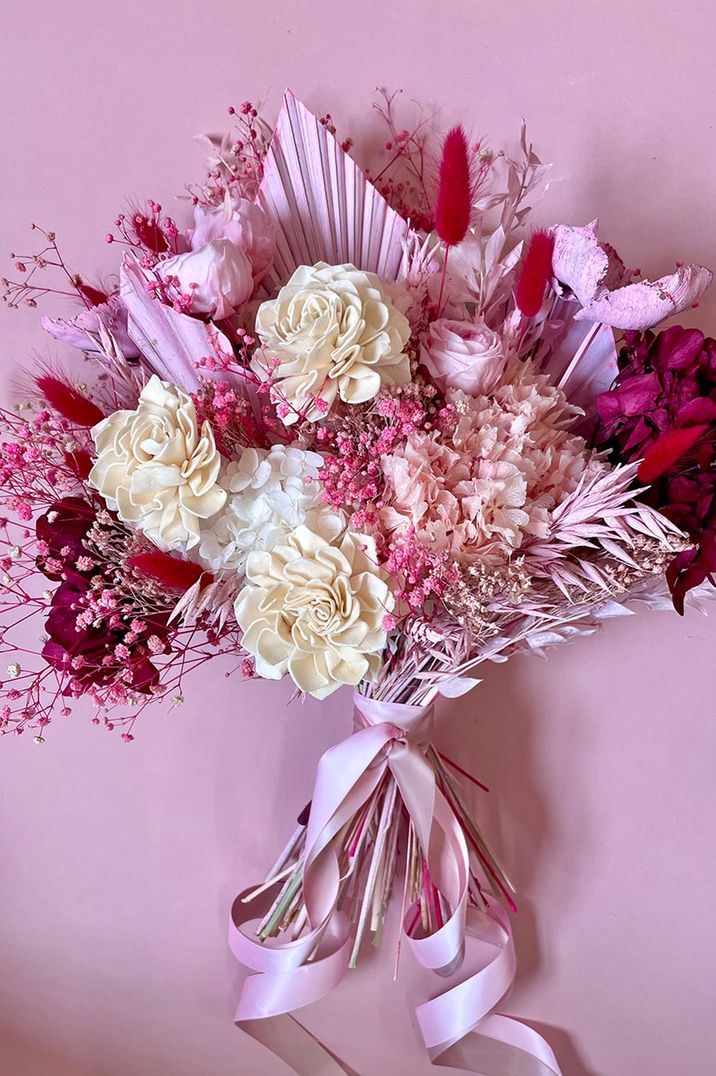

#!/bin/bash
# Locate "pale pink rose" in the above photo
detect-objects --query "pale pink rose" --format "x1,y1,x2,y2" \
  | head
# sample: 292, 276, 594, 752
191, 197, 274, 286
420, 319, 507, 396
156, 239, 254, 320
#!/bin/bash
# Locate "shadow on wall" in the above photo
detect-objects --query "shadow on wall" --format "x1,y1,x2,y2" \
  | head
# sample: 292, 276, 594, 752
437, 660, 600, 1076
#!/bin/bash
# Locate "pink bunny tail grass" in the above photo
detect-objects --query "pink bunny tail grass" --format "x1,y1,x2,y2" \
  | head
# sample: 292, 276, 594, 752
515, 229, 555, 317
434, 125, 473, 247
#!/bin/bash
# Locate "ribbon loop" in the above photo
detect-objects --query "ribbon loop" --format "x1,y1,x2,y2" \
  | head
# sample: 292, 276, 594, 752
230, 692, 563, 1075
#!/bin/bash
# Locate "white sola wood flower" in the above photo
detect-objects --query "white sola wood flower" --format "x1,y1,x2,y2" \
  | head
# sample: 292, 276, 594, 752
89, 375, 226, 551
197, 444, 343, 574
234, 524, 394, 699
254, 262, 412, 422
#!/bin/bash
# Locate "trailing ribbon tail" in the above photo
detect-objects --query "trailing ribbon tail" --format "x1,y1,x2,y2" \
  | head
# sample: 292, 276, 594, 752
413, 903, 561, 1075
229, 691, 562, 1075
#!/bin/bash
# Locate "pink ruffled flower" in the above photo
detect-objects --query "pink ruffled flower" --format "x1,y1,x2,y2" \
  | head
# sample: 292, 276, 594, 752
156, 239, 254, 320
420, 319, 507, 396
381, 431, 540, 563
379, 357, 603, 566
43, 292, 139, 359
190, 196, 274, 287
456, 461, 529, 543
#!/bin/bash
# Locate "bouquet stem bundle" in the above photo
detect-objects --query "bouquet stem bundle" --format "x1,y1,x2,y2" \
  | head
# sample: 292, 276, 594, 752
243, 730, 514, 969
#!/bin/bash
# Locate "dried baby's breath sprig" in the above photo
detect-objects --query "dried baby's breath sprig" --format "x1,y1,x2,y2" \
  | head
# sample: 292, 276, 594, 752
442, 558, 532, 639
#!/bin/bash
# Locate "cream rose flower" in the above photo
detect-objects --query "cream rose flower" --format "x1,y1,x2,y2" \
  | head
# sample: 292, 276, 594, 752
254, 262, 412, 423
420, 319, 507, 396
234, 524, 394, 699
89, 375, 226, 551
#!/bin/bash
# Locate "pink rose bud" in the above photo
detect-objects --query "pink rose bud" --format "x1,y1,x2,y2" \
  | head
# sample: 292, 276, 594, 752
190, 196, 275, 287
420, 318, 507, 396
156, 239, 254, 320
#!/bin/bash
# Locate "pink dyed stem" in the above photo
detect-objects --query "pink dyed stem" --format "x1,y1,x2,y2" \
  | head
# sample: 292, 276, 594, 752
436, 245, 450, 315
437, 750, 490, 792
438, 771, 518, 913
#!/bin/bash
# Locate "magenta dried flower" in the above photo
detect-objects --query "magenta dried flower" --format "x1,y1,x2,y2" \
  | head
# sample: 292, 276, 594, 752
595, 326, 716, 610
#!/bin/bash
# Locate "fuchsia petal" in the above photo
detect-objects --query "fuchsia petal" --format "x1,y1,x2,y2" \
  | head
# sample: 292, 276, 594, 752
675, 397, 716, 425
652, 325, 706, 369
127, 552, 213, 593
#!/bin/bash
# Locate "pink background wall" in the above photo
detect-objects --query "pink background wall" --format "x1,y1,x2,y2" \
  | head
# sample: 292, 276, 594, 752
1, 3, 715, 1073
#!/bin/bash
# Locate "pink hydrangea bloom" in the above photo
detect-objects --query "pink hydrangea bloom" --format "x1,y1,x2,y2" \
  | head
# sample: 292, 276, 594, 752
380, 357, 603, 565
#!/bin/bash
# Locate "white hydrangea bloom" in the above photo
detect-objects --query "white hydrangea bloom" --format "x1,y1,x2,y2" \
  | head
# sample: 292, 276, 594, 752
196, 444, 343, 575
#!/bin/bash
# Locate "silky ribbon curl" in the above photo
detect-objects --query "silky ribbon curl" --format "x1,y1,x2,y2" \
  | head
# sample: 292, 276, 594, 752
229, 692, 562, 1075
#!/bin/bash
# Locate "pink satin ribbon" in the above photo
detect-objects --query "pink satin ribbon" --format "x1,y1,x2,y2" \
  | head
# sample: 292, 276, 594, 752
229, 692, 562, 1075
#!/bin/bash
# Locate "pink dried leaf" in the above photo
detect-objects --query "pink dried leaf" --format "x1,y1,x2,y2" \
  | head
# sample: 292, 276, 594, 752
598, 538, 641, 568
551, 220, 628, 306
436, 675, 482, 698
578, 561, 613, 591
120, 254, 238, 392
575, 263, 713, 331
592, 600, 636, 619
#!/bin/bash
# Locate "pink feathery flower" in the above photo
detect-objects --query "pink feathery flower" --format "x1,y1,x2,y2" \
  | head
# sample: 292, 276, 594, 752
434, 126, 473, 247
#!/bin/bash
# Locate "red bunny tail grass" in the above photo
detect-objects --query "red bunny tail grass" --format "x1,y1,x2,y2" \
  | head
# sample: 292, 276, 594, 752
515, 230, 555, 317
435, 126, 473, 247
126, 551, 213, 594
35, 375, 105, 427
638, 424, 709, 484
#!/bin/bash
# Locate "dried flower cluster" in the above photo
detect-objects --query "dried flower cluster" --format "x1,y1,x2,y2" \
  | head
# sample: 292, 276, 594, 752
0, 89, 711, 741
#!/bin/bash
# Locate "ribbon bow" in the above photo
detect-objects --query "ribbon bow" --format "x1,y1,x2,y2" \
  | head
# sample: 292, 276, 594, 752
230, 692, 562, 1075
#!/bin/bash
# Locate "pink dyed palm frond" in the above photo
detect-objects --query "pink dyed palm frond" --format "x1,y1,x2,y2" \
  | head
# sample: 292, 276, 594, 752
120, 254, 238, 392
258, 90, 414, 291
536, 300, 619, 423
